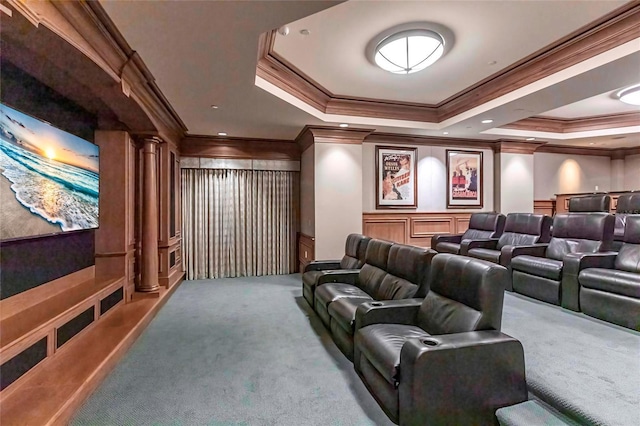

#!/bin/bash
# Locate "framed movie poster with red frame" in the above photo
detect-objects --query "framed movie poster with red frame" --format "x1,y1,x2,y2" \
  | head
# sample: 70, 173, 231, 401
376, 146, 417, 209
446, 149, 483, 209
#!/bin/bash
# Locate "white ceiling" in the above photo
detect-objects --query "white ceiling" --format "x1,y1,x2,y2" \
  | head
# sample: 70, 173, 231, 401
540, 88, 640, 119
100, 0, 640, 148
273, 0, 626, 104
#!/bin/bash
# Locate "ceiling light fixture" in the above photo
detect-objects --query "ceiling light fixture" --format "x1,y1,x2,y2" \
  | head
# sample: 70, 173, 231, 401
374, 29, 445, 75
443, 132, 449, 135
526, 137, 536, 141
218, 132, 227, 136
481, 119, 493, 124
617, 84, 640, 105
300, 29, 310, 36
339, 123, 349, 128
210, 105, 219, 109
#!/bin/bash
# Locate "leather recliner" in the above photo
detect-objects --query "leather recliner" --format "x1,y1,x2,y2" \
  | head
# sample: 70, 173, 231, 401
465, 213, 552, 291
353, 254, 527, 425
568, 193, 611, 212
325, 244, 435, 360
511, 213, 614, 309
576, 214, 640, 330
613, 193, 640, 251
302, 233, 371, 307
431, 212, 506, 254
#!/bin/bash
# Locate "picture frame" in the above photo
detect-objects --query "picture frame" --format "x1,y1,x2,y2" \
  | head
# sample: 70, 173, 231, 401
376, 145, 417, 209
446, 149, 483, 209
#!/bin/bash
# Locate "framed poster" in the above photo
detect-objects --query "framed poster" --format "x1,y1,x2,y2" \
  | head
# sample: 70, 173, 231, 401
376, 146, 417, 209
446, 149, 483, 208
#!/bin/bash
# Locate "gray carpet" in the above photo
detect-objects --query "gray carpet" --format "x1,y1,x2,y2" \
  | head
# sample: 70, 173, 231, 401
501, 292, 640, 426
72, 274, 394, 426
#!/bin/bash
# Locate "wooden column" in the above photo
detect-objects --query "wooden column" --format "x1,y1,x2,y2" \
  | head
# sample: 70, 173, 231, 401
139, 137, 161, 292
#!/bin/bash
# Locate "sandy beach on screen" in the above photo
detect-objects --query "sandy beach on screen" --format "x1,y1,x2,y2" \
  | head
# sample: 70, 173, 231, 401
0, 168, 61, 240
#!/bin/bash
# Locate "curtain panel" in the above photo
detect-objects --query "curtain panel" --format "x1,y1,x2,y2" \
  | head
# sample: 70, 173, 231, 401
182, 168, 296, 280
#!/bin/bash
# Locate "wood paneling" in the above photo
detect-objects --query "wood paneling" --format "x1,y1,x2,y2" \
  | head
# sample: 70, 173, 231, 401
298, 233, 315, 272
181, 135, 300, 161
366, 133, 496, 150
494, 141, 546, 154
534, 200, 556, 217
363, 212, 474, 248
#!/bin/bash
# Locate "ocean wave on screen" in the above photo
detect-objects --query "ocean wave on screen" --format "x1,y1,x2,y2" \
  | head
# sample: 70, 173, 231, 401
0, 140, 98, 231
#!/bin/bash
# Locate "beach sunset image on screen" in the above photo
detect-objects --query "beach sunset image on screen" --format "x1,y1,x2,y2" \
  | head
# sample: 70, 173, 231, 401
0, 103, 99, 240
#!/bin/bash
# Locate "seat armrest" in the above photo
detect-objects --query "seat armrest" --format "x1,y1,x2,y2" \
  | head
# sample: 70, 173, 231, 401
506, 244, 548, 259
354, 299, 422, 332
304, 260, 342, 272
316, 270, 359, 287
399, 331, 527, 426
561, 252, 618, 311
461, 238, 499, 254
431, 234, 463, 248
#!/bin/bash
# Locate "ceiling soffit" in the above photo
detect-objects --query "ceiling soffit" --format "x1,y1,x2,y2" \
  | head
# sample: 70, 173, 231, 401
256, 3, 640, 129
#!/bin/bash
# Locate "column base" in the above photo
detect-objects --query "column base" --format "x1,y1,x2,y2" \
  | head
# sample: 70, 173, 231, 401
132, 290, 161, 300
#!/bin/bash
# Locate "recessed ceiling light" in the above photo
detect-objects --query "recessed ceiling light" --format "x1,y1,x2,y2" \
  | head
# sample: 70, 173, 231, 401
488, 60, 497, 65
339, 123, 349, 128
278, 26, 290, 36
589, 142, 595, 145
443, 131, 449, 135
218, 132, 227, 136
526, 137, 536, 141
210, 105, 219, 109
481, 119, 493, 124
617, 84, 640, 105
300, 29, 310, 36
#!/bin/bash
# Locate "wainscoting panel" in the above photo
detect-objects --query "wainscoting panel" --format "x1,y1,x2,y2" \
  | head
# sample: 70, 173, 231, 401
363, 212, 474, 248
298, 233, 315, 272
534, 200, 555, 217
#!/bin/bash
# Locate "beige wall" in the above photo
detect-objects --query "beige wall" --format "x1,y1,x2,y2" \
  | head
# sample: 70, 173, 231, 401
624, 154, 640, 190
496, 153, 535, 214
314, 143, 363, 259
533, 152, 611, 199
300, 146, 315, 236
362, 143, 494, 213
610, 158, 625, 191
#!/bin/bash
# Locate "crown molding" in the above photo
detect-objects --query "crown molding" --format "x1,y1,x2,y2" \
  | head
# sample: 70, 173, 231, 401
364, 133, 497, 150
502, 112, 640, 133
256, 3, 640, 126
494, 141, 547, 154
295, 126, 375, 150
536, 144, 640, 158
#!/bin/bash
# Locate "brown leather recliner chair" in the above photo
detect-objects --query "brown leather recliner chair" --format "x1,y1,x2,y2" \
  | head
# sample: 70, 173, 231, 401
510, 213, 614, 309
576, 214, 640, 330
353, 254, 527, 425
613, 193, 640, 251
302, 233, 371, 307
464, 213, 552, 291
431, 212, 506, 254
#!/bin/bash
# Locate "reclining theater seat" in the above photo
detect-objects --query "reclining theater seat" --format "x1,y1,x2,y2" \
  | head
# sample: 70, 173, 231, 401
314, 239, 394, 329
302, 233, 371, 307
431, 212, 506, 254
465, 213, 552, 290
613, 193, 640, 251
511, 212, 614, 308
325, 244, 435, 360
353, 254, 526, 425
568, 193, 611, 213
578, 214, 640, 330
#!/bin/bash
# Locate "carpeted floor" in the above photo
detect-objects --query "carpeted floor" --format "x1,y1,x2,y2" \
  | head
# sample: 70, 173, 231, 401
71, 274, 394, 426
501, 292, 640, 426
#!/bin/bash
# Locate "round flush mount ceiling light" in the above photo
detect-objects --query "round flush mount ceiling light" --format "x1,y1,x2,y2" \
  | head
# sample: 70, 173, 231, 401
617, 84, 640, 105
374, 29, 444, 74
366, 22, 454, 76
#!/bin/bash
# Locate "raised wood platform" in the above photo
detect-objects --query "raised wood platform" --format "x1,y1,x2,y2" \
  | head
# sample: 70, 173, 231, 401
0, 263, 182, 425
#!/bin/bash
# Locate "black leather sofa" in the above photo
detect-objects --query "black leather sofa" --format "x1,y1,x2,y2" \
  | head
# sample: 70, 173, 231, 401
353, 254, 527, 425
302, 233, 371, 307
465, 213, 552, 290
577, 214, 640, 330
431, 212, 506, 254
314, 240, 436, 359
613, 193, 640, 251
511, 212, 614, 309
568, 193, 611, 212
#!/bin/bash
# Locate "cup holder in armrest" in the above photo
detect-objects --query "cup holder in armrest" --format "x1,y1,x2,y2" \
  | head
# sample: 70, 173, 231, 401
370, 302, 383, 306
422, 339, 439, 347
